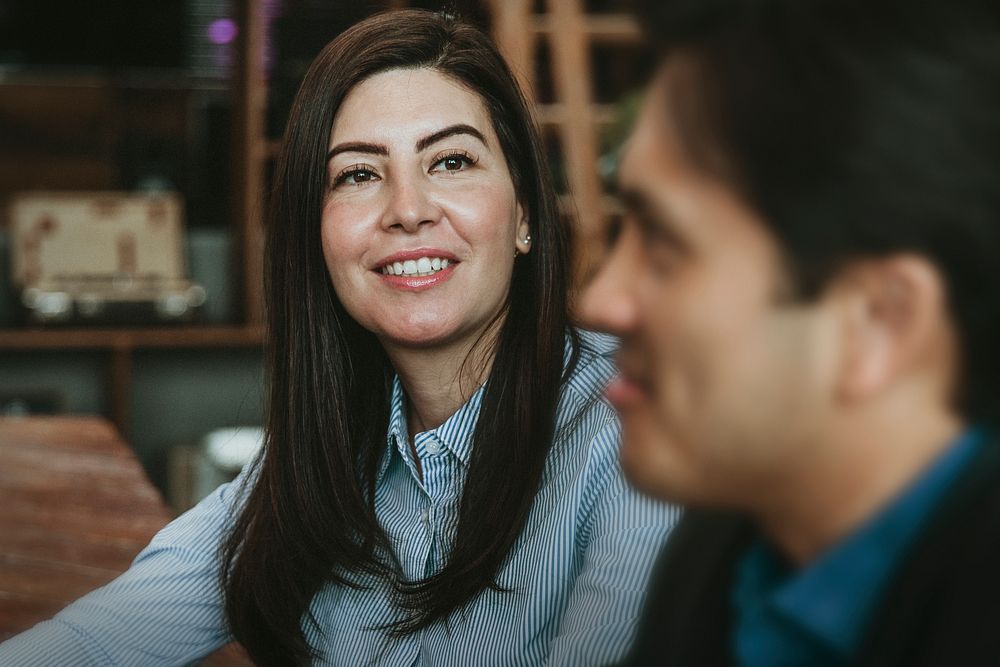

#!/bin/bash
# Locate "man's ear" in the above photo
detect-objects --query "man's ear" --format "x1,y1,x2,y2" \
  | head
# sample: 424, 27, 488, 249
833, 255, 953, 403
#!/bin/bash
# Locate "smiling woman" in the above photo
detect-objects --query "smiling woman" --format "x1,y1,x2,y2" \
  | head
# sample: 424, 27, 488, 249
0, 9, 677, 667
321, 68, 529, 355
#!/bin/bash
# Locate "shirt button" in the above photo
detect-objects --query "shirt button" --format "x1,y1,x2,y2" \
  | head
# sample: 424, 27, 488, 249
425, 441, 442, 456
420, 508, 430, 525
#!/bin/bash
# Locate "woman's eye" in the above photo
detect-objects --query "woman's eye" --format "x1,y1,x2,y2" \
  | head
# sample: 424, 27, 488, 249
431, 152, 475, 172
334, 165, 379, 187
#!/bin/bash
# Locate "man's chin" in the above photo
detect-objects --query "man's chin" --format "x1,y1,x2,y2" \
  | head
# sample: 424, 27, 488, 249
618, 421, 675, 500
618, 418, 712, 506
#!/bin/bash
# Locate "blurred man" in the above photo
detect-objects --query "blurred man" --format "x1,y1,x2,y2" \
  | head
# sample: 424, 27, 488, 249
580, 1, 1000, 664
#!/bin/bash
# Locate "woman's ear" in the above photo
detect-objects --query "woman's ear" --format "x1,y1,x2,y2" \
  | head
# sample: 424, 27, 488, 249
833, 255, 953, 403
514, 204, 532, 255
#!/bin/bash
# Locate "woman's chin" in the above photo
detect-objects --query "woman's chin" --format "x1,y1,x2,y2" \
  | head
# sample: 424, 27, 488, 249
366, 310, 504, 359
377, 324, 467, 352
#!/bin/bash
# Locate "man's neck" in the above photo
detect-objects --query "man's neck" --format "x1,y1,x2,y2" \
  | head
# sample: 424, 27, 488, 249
754, 401, 964, 566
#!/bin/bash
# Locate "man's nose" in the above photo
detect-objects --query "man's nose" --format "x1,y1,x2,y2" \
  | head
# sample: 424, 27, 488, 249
578, 223, 641, 335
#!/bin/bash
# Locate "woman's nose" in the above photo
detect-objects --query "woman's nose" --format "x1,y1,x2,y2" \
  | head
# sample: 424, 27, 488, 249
381, 172, 441, 233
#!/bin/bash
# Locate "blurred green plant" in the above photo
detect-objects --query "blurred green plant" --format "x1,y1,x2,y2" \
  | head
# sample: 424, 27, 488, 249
598, 90, 644, 190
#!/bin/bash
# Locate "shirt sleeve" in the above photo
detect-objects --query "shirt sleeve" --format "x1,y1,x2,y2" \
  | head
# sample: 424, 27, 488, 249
545, 417, 682, 666
0, 471, 250, 667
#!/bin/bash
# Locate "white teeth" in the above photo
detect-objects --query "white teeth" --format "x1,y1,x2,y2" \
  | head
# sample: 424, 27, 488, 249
381, 256, 453, 277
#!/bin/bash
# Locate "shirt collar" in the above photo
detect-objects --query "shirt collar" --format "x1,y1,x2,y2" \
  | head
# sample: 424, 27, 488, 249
383, 376, 409, 474
735, 426, 985, 657
378, 375, 486, 480
431, 381, 485, 465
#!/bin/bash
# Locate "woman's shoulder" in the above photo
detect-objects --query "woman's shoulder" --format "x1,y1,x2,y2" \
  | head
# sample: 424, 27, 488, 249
573, 327, 619, 359
546, 330, 628, 501
562, 328, 620, 404
549, 328, 621, 445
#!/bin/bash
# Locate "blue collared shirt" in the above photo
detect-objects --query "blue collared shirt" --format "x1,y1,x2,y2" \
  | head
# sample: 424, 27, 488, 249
0, 330, 679, 666
732, 428, 984, 667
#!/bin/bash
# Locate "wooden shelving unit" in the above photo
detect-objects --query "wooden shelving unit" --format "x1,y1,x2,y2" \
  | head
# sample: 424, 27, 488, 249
0, 325, 263, 433
232, 0, 268, 328
0, 2, 269, 435
0, 326, 264, 351
490, 0, 645, 282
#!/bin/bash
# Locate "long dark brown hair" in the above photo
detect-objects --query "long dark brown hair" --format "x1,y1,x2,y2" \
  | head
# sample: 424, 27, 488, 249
220, 10, 576, 665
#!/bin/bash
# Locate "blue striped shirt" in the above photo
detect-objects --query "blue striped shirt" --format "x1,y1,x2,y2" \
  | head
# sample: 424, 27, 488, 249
0, 330, 679, 665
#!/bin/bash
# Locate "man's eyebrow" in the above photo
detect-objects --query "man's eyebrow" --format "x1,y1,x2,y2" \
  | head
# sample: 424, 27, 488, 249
415, 124, 487, 152
618, 187, 691, 252
326, 142, 388, 162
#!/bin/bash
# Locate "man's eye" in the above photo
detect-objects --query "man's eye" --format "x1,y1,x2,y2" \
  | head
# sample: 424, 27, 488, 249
626, 214, 687, 275
604, 216, 624, 250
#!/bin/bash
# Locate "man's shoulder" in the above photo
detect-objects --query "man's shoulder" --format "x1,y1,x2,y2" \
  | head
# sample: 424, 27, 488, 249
902, 435, 1000, 569
645, 509, 754, 601
860, 437, 1000, 665
625, 510, 752, 667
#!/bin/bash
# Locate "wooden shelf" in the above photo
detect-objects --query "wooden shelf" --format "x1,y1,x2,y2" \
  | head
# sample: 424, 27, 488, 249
0, 2, 273, 440
485, 1, 651, 281
0, 325, 264, 351
558, 193, 624, 217
536, 103, 618, 127
531, 14, 641, 44
263, 139, 282, 160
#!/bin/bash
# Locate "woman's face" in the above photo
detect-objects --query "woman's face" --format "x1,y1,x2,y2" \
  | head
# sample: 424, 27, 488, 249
322, 67, 530, 357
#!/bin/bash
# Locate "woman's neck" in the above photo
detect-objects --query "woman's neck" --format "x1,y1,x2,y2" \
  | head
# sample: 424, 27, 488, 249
385, 333, 497, 439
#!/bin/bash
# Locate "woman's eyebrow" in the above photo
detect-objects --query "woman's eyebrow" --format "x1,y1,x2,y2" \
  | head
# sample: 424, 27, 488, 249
327, 141, 388, 162
415, 124, 487, 152
326, 124, 486, 162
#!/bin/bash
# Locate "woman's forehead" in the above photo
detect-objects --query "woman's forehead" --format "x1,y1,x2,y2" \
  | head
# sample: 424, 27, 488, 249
330, 68, 495, 146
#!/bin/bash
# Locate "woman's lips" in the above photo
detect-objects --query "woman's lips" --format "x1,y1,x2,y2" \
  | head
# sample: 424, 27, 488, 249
374, 248, 459, 270
372, 248, 460, 292
377, 263, 457, 291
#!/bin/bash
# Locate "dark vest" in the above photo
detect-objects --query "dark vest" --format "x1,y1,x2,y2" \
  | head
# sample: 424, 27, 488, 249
623, 437, 1000, 666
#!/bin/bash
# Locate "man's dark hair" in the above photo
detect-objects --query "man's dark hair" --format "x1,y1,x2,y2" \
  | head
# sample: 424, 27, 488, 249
635, 0, 1000, 423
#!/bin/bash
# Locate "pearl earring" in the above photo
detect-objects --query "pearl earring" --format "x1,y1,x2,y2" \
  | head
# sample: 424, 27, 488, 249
516, 233, 532, 257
